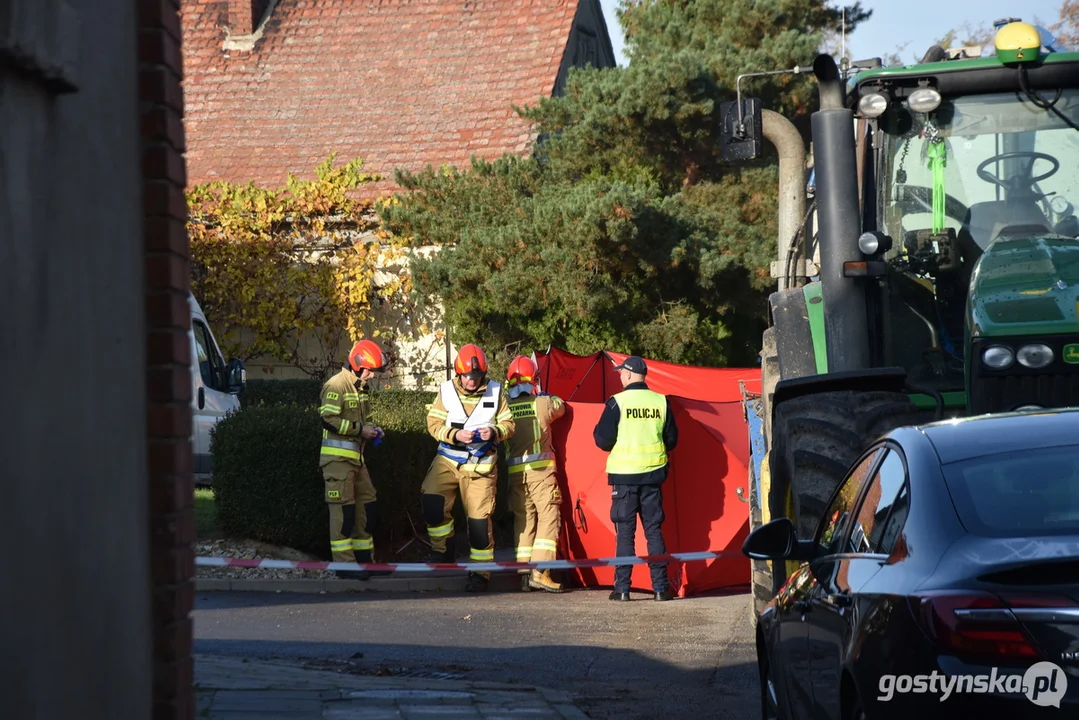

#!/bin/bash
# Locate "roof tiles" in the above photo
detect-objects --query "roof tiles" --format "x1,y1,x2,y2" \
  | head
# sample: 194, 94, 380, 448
180, 0, 581, 198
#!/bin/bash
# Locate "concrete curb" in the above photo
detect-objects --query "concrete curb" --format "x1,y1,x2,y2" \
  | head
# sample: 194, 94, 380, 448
196, 572, 526, 594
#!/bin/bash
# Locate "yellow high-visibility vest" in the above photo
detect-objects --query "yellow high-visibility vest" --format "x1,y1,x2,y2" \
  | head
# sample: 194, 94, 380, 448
606, 389, 668, 474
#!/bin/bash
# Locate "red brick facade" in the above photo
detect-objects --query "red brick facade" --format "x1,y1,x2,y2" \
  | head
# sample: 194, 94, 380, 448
140, 1, 196, 718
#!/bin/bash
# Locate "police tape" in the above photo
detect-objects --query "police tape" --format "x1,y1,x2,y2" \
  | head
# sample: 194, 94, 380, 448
194, 550, 736, 574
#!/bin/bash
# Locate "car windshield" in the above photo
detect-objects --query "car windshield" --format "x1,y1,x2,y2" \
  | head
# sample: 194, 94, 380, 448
881, 89, 1079, 253
941, 443, 1079, 537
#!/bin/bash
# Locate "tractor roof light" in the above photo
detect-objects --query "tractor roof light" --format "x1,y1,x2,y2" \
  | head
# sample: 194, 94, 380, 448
994, 21, 1042, 64
908, 88, 942, 114
857, 92, 888, 118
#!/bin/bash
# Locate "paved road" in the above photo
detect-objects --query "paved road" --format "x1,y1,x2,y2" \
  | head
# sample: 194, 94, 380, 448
194, 586, 759, 720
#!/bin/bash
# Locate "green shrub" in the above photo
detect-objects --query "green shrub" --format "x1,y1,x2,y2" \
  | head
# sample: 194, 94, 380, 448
210, 405, 327, 556
211, 386, 516, 559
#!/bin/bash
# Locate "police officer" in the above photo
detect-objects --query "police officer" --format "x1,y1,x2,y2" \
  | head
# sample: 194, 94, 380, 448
593, 355, 678, 601
319, 339, 389, 581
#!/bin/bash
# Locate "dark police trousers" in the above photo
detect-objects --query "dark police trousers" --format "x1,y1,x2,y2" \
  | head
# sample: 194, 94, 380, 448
611, 484, 669, 593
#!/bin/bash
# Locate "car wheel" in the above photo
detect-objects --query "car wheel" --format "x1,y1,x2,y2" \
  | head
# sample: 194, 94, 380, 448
758, 649, 781, 720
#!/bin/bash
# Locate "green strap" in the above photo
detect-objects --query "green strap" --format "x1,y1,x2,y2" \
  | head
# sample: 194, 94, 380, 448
928, 140, 947, 233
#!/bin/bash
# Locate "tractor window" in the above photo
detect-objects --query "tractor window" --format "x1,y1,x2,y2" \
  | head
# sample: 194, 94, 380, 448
881, 89, 1079, 256
874, 88, 1079, 389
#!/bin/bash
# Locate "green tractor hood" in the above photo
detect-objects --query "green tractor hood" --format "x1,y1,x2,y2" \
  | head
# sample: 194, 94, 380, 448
968, 234, 1079, 338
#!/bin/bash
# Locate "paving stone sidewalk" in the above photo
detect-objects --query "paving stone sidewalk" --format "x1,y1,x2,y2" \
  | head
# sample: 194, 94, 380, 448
195, 654, 591, 720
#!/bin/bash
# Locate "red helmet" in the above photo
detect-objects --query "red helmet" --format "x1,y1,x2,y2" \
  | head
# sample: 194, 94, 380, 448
454, 344, 488, 375
506, 355, 537, 386
348, 339, 386, 372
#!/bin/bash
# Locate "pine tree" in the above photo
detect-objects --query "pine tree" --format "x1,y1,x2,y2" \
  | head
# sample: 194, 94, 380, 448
381, 0, 870, 367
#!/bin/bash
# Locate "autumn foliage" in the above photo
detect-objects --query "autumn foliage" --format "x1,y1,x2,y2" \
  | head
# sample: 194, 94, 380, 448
186, 155, 412, 378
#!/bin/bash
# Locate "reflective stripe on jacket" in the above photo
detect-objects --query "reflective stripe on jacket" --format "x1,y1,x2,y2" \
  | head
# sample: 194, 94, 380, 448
425, 377, 515, 473
506, 393, 565, 473
319, 367, 369, 466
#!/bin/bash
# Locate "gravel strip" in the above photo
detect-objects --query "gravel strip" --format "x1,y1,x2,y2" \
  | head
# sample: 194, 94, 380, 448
195, 538, 337, 580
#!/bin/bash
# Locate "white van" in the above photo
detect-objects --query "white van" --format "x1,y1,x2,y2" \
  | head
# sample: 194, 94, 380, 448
189, 293, 245, 485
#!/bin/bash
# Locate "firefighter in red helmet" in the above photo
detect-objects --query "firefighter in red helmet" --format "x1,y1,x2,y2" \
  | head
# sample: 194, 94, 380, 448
422, 343, 515, 592
505, 355, 568, 593
319, 339, 389, 581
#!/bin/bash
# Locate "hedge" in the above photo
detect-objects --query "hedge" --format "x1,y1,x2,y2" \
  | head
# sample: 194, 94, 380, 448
212, 382, 518, 560
238, 378, 322, 408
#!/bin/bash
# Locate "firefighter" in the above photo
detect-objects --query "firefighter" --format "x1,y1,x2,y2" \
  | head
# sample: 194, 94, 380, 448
593, 355, 678, 601
504, 355, 568, 593
422, 343, 515, 592
319, 339, 389, 581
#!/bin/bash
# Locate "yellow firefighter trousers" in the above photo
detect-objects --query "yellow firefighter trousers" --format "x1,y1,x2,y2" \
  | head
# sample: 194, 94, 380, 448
323, 460, 377, 563
420, 455, 497, 562
509, 468, 562, 563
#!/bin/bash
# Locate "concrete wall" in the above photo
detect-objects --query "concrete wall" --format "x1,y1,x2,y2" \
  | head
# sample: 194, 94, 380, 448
0, 0, 153, 718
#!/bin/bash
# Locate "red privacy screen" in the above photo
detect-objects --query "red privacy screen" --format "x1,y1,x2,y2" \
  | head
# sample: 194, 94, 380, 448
533, 347, 761, 596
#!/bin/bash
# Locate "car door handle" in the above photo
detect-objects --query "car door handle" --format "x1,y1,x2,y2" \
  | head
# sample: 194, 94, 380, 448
826, 593, 851, 608
198, 386, 205, 410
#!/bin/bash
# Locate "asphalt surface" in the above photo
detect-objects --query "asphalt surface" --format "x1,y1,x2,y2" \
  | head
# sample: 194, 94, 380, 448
193, 586, 759, 720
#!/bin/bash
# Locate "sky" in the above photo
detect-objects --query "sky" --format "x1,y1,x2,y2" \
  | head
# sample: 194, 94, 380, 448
597, 0, 1067, 67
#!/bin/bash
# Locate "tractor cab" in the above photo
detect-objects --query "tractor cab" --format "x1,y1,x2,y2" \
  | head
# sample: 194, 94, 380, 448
849, 20, 1079, 413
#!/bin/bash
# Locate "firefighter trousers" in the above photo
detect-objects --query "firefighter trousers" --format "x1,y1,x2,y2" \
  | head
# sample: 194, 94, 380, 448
508, 468, 562, 563
420, 455, 496, 562
322, 460, 378, 563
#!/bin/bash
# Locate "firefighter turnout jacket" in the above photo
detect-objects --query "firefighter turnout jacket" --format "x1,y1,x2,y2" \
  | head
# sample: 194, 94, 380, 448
506, 393, 566, 474
426, 377, 515, 474
319, 367, 371, 467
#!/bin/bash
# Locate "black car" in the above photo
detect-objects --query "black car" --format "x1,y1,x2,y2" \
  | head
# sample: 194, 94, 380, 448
743, 408, 1079, 719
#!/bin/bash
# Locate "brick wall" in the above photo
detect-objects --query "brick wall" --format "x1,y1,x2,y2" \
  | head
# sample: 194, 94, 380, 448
139, 1, 195, 719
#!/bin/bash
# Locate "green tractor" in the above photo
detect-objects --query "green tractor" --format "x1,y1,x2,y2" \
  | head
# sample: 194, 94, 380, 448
727, 19, 1079, 619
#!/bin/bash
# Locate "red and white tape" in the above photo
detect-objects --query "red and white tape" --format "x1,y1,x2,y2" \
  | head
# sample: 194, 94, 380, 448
195, 550, 734, 574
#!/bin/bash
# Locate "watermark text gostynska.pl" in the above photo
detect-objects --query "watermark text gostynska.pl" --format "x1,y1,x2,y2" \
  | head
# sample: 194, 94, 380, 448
878, 662, 1067, 707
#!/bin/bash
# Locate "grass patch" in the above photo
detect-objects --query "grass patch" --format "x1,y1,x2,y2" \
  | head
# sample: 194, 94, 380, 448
195, 488, 220, 539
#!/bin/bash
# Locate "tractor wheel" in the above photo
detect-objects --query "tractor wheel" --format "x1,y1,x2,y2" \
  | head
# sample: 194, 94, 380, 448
770, 390, 921, 541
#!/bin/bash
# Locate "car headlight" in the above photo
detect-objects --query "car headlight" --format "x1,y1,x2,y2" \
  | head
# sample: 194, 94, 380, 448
1017, 343, 1054, 368
982, 345, 1015, 369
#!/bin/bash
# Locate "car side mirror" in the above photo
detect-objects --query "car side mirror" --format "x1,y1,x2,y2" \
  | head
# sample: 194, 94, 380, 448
227, 358, 246, 394
742, 517, 819, 562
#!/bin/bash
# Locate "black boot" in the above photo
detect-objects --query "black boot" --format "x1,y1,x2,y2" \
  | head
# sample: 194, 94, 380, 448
427, 549, 455, 564
356, 550, 391, 578
465, 572, 489, 592
336, 569, 371, 581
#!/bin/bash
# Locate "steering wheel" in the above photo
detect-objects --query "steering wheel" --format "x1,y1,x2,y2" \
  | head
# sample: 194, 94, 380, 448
976, 151, 1059, 191
893, 185, 969, 224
